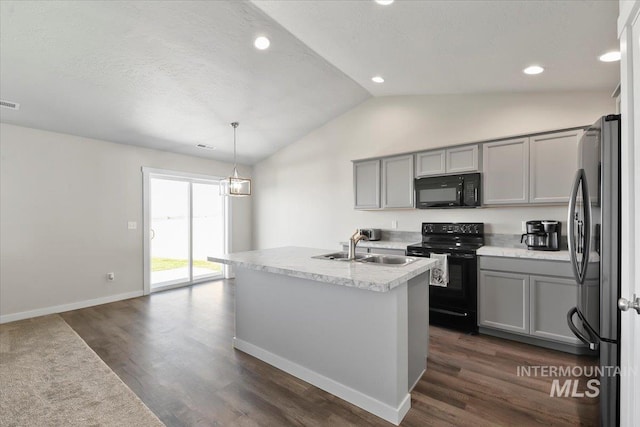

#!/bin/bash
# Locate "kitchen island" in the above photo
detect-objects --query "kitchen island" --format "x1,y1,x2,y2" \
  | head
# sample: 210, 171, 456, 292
208, 247, 436, 425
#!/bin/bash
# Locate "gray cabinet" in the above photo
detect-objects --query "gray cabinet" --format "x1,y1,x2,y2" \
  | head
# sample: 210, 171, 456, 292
446, 145, 479, 173
415, 150, 446, 176
483, 130, 582, 205
415, 145, 478, 177
382, 155, 414, 208
353, 160, 380, 210
479, 270, 530, 334
530, 275, 580, 344
529, 130, 581, 203
478, 256, 596, 351
482, 138, 529, 204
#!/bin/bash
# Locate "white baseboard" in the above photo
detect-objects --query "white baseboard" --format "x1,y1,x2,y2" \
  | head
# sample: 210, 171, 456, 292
233, 337, 411, 425
0, 290, 144, 324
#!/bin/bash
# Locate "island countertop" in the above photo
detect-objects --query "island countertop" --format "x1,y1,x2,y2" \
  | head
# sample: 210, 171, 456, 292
208, 246, 436, 292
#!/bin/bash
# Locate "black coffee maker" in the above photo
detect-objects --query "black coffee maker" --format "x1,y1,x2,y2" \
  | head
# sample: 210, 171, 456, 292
520, 220, 561, 251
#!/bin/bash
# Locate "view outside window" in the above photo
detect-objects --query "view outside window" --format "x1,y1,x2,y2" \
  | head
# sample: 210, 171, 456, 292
150, 178, 223, 288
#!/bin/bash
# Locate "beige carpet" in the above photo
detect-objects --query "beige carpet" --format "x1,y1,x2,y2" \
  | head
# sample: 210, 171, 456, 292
0, 315, 164, 426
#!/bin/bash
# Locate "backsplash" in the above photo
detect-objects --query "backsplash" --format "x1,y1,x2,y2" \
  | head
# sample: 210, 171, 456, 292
485, 233, 569, 250
379, 230, 421, 243
376, 230, 569, 250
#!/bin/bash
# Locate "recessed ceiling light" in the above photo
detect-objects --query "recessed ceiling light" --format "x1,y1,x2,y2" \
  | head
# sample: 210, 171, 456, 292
196, 144, 216, 150
599, 51, 621, 62
375, 0, 394, 5
523, 65, 544, 75
371, 76, 385, 83
254, 36, 270, 50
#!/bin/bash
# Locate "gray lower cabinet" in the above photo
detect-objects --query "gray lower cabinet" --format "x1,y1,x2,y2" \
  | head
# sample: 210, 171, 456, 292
529, 275, 580, 344
478, 256, 596, 352
479, 270, 530, 334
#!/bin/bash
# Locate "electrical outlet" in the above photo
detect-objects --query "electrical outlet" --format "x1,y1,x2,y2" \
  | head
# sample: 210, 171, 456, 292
107, 272, 115, 281
521, 221, 527, 233
391, 220, 398, 229
127, 221, 137, 230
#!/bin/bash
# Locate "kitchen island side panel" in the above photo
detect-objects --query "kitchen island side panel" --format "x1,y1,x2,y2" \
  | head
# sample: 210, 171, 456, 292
233, 268, 426, 422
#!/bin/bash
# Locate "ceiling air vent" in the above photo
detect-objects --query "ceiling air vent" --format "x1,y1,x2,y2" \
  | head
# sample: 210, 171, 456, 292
0, 99, 20, 110
196, 144, 216, 150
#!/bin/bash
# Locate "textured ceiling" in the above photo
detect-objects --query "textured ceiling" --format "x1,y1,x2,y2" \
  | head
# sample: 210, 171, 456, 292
0, 1, 620, 164
0, 1, 369, 164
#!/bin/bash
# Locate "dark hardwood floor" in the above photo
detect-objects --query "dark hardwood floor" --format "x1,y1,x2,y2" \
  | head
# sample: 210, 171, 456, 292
61, 280, 599, 426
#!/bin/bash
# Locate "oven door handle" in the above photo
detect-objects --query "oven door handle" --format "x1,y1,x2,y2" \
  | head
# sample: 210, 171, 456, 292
408, 251, 475, 259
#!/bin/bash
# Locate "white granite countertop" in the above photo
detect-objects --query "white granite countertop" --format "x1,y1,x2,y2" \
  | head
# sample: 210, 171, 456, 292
208, 246, 436, 292
338, 240, 417, 251
477, 246, 600, 262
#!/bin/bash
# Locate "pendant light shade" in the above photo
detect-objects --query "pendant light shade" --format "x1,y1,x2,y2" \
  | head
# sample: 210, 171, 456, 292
220, 122, 251, 197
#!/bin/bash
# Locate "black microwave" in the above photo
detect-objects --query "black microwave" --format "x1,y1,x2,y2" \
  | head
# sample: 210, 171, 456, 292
415, 173, 481, 208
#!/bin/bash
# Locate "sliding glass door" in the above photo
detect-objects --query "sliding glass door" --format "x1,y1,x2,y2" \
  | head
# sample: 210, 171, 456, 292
192, 183, 224, 281
148, 174, 224, 292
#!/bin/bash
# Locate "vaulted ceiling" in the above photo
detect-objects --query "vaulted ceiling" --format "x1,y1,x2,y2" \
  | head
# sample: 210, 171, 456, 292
0, 1, 619, 164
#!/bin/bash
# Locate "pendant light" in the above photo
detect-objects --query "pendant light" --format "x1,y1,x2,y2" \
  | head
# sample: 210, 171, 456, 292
220, 122, 251, 197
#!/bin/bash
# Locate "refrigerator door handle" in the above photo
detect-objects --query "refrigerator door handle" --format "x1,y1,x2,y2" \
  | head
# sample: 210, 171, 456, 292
567, 307, 599, 350
567, 169, 592, 284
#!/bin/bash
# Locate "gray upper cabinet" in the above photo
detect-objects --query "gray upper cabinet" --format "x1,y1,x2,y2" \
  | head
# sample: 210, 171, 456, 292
529, 130, 581, 204
415, 145, 478, 177
382, 155, 414, 208
415, 150, 446, 176
482, 138, 529, 204
353, 160, 381, 210
446, 145, 479, 173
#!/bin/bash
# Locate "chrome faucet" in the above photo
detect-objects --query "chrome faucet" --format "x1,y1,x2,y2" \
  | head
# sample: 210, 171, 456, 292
348, 229, 369, 260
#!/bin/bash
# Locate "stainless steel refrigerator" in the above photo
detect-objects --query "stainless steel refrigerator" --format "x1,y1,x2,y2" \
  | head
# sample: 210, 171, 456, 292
566, 114, 621, 427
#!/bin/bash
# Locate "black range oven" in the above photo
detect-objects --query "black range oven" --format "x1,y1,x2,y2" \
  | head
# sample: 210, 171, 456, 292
406, 222, 484, 333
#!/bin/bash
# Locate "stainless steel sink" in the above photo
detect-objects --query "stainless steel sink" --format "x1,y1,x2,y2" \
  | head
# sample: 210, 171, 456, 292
313, 252, 417, 267
358, 255, 417, 266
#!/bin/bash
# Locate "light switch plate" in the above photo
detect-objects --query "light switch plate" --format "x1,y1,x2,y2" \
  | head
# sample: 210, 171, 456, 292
128, 221, 137, 230
391, 220, 398, 229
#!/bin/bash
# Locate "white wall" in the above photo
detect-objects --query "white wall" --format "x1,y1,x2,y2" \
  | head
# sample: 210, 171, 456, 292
253, 91, 616, 250
0, 123, 252, 321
